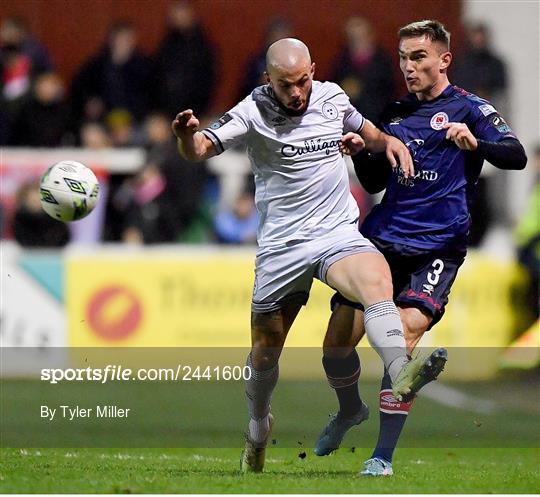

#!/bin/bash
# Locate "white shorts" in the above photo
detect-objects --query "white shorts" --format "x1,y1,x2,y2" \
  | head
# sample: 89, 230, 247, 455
251, 222, 379, 313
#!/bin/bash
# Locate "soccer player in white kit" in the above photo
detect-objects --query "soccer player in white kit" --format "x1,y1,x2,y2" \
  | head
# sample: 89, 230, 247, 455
172, 38, 431, 473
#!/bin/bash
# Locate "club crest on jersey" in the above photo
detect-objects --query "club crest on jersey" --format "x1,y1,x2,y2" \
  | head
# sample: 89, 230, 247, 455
322, 102, 338, 120
430, 112, 448, 130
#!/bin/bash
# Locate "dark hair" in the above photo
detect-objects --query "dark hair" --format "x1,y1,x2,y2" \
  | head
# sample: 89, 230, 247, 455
109, 20, 135, 37
399, 20, 450, 50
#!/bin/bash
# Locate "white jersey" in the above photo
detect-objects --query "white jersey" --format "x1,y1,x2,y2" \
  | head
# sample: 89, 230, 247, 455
202, 80, 365, 247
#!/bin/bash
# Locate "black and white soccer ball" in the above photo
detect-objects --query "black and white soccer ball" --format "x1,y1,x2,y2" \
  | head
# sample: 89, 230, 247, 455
40, 160, 100, 222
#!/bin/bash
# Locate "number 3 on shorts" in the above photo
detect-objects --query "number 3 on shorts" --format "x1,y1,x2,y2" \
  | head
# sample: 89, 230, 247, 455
427, 259, 445, 286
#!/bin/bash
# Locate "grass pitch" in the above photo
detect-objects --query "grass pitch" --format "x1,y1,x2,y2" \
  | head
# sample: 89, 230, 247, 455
1, 376, 538, 493
1, 447, 538, 493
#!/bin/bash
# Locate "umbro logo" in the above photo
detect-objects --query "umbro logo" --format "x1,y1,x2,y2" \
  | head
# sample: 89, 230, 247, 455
272, 116, 286, 126
389, 116, 403, 125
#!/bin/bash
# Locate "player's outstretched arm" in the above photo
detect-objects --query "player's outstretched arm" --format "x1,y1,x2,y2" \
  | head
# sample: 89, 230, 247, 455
172, 110, 217, 162
339, 132, 366, 156
359, 120, 414, 177
443, 122, 527, 170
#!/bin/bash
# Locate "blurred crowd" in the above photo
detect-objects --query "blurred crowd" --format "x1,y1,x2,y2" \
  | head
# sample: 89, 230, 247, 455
0, 2, 522, 251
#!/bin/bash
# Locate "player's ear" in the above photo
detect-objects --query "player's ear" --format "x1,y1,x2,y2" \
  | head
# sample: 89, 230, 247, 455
310, 62, 316, 77
439, 51, 452, 71
264, 71, 271, 85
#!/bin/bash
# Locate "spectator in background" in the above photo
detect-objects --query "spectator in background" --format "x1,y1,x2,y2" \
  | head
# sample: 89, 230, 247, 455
144, 112, 210, 239
153, 1, 216, 118
80, 122, 111, 149
237, 18, 293, 100
104, 111, 211, 243
1, 41, 31, 105
8, 71, 70, 146
330, 17, 395, 123
13, 179, 69, 247
452, 23, 507, 106
500, 145, 540, 370
214, 187, 258, 244
106, 108, 138, 147
0, 17, 53, 76
70, 20, 152, 133
452, 23, 509, 245
122, 161, 184, 244
514, 145, 540, 320
101, 109, 138, 241
1, 17, 53, 101
1, 17, 54, 143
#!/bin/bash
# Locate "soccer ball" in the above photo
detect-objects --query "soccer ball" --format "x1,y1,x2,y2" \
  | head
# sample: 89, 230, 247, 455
39, 160, 100, 222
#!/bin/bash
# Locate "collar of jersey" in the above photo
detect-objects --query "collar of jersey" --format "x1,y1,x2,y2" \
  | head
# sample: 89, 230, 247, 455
407, 84, 455, 106
258, 84, 312, 117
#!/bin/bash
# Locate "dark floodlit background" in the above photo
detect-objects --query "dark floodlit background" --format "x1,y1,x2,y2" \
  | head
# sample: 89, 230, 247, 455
0, 0, 538, 451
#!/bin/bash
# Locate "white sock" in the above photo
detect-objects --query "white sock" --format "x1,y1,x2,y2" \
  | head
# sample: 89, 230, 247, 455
248, 415, 270, 445
364, 300, 408, 382
245, 353, 279, 419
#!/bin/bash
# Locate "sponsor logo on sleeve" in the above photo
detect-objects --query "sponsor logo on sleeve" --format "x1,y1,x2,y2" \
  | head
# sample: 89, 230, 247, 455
209, 113, 233, 130
430, 112, 449, 130
478, 104, 497, 116
491, 115, 512, 133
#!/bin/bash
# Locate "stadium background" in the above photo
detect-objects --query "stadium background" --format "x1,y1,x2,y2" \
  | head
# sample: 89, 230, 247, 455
0, 0, 538, 493
1, 0, 537, 364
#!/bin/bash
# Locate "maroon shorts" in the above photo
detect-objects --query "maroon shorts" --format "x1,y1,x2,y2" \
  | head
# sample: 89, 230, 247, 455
331, 239, 466, 330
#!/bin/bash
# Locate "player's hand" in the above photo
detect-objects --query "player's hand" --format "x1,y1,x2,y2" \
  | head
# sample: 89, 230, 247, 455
339, 132, 366, 155
172, 109, 200, 139
385, 135, 415, 178
443, 122, 478, 151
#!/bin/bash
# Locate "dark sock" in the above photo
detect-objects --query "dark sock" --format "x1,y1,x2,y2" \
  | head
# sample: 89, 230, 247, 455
322, 350, 362, 416
371, 369, 413, 463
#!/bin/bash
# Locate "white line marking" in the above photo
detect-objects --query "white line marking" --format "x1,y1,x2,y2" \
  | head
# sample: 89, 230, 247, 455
421, 383, 497, 414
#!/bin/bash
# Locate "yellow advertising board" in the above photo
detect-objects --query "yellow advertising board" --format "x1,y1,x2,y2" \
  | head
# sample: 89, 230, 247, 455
66, 248, 530, 378
67, 249, 335, 347
67, 249, 529, 362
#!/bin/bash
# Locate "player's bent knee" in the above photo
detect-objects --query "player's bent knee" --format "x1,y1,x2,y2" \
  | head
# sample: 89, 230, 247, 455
322, 344, 355, 358
250, 338, 284, 369
322, 332, 356, 355
377, 274, 394, 299
250, 351, 280, 371
359, 273, 394, 306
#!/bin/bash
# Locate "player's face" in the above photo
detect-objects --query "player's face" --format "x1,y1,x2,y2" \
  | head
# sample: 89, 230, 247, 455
266, 62, 315, 114
399, 35, 451, 99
